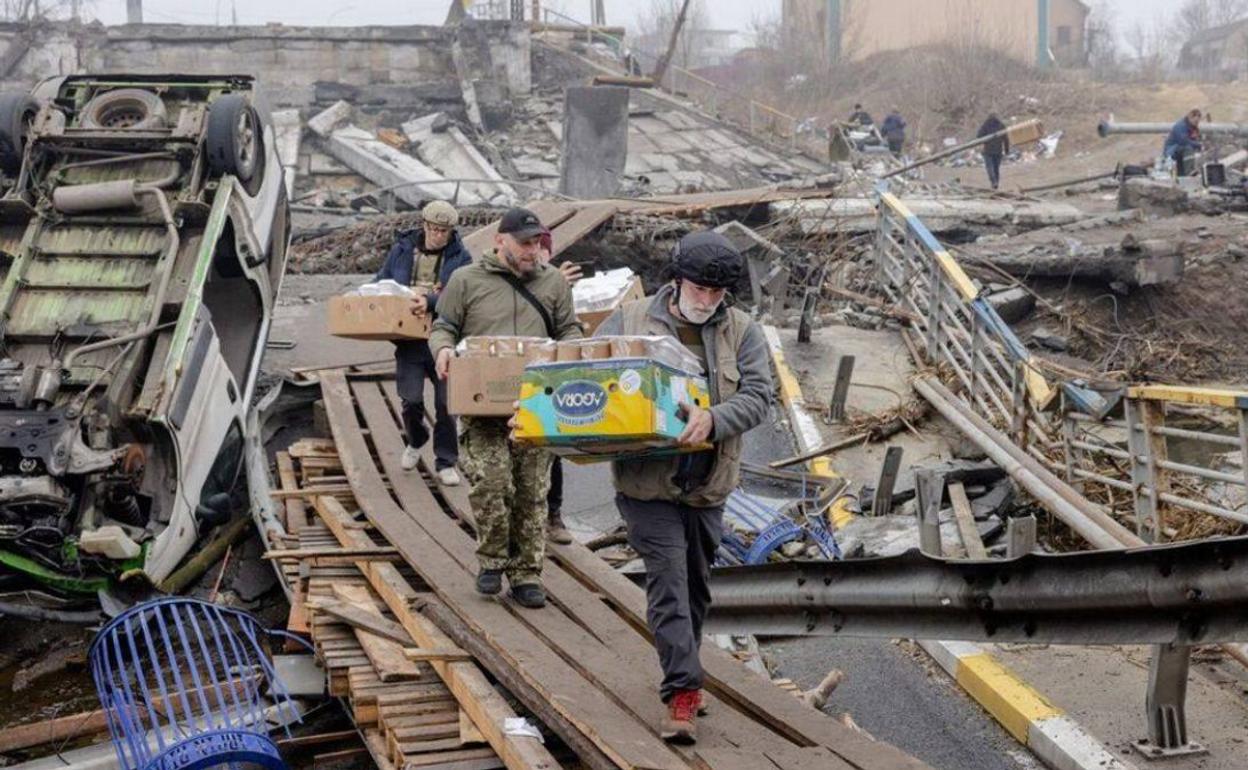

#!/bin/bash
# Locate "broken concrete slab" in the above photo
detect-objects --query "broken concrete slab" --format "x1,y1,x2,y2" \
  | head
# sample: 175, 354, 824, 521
559, 86, 629, 199
985, 286, 1036, 324
404, 112, 517, 205
775, 196, 1087, 234
513, 155, 560, 178
325, 125, 483, 207
965, 233, 1185, 288
307, 99, 351, 138
270, 108, 302, 196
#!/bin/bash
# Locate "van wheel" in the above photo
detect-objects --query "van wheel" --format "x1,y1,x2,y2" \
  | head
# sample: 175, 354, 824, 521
0, 93, 38, 176
205, 94, 265, 195
80, 88, 167, 130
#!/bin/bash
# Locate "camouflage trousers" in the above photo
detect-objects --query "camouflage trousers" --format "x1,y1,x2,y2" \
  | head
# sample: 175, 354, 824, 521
459, 416, 552, 587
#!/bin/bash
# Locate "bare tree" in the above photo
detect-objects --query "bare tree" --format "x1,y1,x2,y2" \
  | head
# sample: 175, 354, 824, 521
1175, 0, 1248, 40
635, 0, 708, 73
1085, 0, 1120, 77
0, 0, 86, 21
1126, 18, 1179, 80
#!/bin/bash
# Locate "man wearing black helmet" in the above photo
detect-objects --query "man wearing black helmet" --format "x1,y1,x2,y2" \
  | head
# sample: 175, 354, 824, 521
594, 231, 773, 744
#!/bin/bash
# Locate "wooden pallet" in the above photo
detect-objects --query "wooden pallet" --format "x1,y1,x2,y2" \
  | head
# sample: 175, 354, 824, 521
287, 523, 507, 769
305, 369, 932, 770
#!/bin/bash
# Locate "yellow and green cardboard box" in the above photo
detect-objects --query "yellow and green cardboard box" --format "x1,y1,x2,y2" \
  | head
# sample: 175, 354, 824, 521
514, 358, 711, 462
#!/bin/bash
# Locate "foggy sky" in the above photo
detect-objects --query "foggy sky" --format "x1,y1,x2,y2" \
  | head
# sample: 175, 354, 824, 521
89, 0, 1178, 35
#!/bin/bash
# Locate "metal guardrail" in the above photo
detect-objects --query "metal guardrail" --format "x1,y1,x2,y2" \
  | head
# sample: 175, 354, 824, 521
706, 534, 1248, 643
872, 189, 1248, 545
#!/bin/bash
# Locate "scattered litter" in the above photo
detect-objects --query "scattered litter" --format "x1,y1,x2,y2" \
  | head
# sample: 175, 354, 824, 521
504, 717, 544, 741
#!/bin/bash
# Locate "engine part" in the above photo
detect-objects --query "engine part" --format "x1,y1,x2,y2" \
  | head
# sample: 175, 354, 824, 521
32, 365, 61, 408
0, 359, 37, 409
0, 475, 73, 522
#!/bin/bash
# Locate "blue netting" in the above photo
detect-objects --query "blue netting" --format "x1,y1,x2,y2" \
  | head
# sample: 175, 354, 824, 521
88, 597, 300, 770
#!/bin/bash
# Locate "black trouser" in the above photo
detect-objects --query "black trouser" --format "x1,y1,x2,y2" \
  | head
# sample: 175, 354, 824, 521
547, 457, 563, 518
398, 344, 457, 471
1174, 149, 1196, 176
887, 138, 903, 157
984, 153, 1003, 190
616, 494, 723, 701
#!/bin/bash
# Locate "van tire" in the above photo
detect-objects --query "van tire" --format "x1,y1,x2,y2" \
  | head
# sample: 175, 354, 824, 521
0, 93, 38, 176
205, 94, 265, 196
80, 88, 167, 130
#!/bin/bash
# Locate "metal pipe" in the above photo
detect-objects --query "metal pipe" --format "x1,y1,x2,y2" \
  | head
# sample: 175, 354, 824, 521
1150, 425, 1240, 447
0, 600, 103, 624
914, 376, 1138, 550
1098, 119, 1248, 138
1155, 458, 1245, 487
882, 120, 1041, 179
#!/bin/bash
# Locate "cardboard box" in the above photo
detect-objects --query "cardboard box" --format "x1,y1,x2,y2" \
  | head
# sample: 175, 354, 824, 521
575, 273, 645, 335
1005, 119, 1044, 147
513, 357, 711, 462
447, 336, 555, 417
328, 294, 430, 341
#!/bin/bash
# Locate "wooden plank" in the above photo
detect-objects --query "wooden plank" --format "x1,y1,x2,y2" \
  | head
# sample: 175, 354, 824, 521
549, 203, 618, 258
404, 648, 473, 662
463, 200, 577, 257
307, 596, 413, 646
949, 482, 988, 559
312, 495, 556, 770
265, 546, 399, 560
401, 748, 501, 768
766, 746, 857, 770
331, 584, 424, 682
460, 709, 488, 746
322, 372, 685, 770
276, 451, 310, 532
546, 541, 934, 769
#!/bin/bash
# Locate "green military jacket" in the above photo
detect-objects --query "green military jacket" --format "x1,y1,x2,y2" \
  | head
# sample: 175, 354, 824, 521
429, 249, 582, 353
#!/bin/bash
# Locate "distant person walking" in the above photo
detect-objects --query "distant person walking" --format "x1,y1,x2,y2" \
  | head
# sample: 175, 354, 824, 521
881, 108, 906, 157
848, 103, 874, 127
1163, 108, 1203, 176
977, 113, 1009, 191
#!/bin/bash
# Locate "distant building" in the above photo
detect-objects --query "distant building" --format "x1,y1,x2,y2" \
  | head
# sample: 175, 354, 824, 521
632, 27, 742, 70
1179, 18, 1248, 75
782, 0, 1088, 68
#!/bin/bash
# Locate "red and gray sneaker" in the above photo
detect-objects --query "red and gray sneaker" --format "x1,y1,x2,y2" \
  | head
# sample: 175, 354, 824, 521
661, 689, 699, 744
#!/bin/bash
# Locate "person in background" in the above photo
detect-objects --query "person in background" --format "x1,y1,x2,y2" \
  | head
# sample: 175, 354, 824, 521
881, 107, 907, 157
848, 103, 874, 127
536, 228, 583, 546
977, 113, 1009, 191
374, 200, 471, 485
1164, 108, 1203, 176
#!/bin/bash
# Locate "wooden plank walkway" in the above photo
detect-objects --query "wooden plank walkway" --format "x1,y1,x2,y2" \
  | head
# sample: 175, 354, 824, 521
279, 368, 931, 770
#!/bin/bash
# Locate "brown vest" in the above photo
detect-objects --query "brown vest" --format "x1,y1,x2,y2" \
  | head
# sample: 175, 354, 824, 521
610, 295, 749, 508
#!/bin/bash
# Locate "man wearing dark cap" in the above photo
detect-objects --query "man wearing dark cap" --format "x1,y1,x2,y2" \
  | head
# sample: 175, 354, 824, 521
429, 207, 581, 609
594, 231, 772, 743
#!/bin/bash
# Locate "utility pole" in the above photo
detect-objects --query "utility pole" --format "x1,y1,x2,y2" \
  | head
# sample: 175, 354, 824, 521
591, 0, 605, 25
126, 0, 143, 24
650, 0, 692, 86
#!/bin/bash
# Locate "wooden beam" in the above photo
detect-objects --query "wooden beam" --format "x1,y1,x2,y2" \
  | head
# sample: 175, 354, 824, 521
330, 584, 424, 682
276, 451, 310, 532
305, 597, 413, 646
404, 647, 473, 663
949, 482, 988, 559
264, 547, 399, 561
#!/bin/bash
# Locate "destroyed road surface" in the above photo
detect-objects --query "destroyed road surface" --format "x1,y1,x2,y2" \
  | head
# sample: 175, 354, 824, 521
2, 7, 1248, 770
